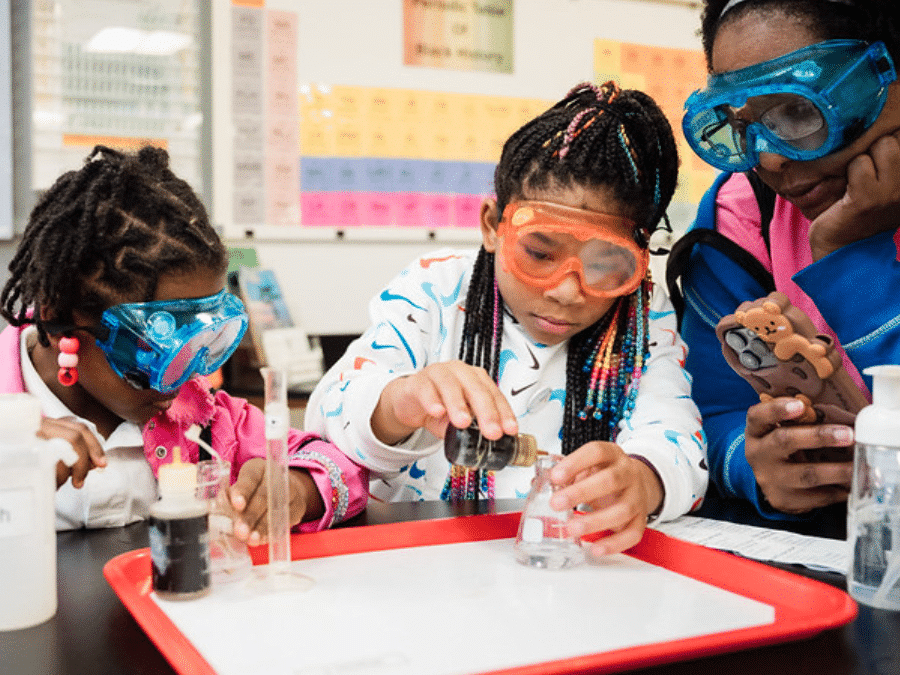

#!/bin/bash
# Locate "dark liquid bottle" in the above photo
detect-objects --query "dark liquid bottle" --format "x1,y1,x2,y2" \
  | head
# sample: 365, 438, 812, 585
149, 512, 210, 597
148, 449, 211, 600
444, 422, 539, 470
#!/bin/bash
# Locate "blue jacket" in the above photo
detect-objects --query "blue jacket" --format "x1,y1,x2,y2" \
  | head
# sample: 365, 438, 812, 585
675, 172, 900, 520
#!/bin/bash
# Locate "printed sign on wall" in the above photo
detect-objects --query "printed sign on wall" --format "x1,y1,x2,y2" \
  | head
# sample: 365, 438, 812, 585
404, 0, 513, 74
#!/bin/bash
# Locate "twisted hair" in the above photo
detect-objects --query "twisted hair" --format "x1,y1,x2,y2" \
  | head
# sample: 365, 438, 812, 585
459, 82, 678, 455
700, 0, 900, 67
1, 145, 226, 346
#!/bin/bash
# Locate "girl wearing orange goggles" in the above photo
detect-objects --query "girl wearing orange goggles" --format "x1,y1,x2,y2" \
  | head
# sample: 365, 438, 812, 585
497, 200, 650, 299
306, 82, 708, 560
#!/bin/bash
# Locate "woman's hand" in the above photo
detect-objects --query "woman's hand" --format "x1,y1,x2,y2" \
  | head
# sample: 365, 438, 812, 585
228, 460, 324, 545
371, 360, 518, 445
547, 442, 664, 557
810, 129, 900, 260
745, 397, 854, 513
38, 416, 106, 489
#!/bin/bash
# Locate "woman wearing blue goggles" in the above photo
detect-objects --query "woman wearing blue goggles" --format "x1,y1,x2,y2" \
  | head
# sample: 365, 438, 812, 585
684, 39, 897, 172
669, 0, 900, 521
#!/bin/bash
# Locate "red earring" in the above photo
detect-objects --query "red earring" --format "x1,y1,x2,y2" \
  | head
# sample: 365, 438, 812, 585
57, 336, 80, 386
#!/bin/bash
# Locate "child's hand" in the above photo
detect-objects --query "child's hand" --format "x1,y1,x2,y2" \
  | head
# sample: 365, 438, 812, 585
809, 128, 900, 260
745, 397, 853, 513
38, 416, 107, 489
547, 442, 663, 557
371, 360, 519, 445
227, 459, 324, 545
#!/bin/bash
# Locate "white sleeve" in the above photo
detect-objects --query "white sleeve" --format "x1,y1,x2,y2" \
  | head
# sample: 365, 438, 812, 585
304, 249, 473, 475
615, 283, 709, 521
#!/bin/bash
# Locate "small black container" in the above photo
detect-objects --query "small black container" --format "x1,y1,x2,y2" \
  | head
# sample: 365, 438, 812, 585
444, 422, 539, 470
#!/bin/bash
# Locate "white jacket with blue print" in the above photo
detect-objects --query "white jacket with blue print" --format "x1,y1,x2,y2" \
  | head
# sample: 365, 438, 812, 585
304, 248, 708, 521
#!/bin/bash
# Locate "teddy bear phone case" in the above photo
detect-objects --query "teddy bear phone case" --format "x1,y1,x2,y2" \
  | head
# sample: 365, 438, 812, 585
715, 291, 867, 463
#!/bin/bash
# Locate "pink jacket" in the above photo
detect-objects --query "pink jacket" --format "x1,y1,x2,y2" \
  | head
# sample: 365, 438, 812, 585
0, 324, 368, 531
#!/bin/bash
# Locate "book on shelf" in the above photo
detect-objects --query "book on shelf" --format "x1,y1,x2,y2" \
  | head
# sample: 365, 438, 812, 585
230, 266, 324, 392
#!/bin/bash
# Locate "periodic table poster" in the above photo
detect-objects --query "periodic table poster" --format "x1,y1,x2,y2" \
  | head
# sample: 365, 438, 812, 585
594, 39, 716, 209
296, 86, 550, 229
225, 3, 712, 232
213, 1, 709, 339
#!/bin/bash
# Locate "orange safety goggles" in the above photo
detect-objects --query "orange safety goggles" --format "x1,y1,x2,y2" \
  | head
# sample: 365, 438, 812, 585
497, 201, 649, 298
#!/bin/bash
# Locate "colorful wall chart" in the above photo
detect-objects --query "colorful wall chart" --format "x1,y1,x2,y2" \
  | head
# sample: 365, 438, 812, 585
594, 39, 716, 206
298, 87, 551, 228
231, 2, 301, 227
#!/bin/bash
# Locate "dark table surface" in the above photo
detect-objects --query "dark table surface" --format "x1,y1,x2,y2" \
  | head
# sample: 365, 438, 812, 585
1, 496, 898, 675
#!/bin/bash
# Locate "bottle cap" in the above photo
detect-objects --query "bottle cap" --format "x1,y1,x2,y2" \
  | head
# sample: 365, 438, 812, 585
856, 366, 900, 446
158, 447, 198, 498
511, 433, 540, 467
867, 365, 900, 410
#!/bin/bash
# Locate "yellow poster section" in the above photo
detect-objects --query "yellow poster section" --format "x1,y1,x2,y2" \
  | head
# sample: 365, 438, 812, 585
595, 39, 717, 207
299, 85, 552, 163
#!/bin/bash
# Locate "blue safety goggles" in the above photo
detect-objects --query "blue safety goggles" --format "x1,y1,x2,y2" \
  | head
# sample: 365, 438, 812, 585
90, 290, 248, 394
683, 40, 896, 172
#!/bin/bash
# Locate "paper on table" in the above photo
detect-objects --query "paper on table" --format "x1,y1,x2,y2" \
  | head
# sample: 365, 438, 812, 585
653, 515, 849, 574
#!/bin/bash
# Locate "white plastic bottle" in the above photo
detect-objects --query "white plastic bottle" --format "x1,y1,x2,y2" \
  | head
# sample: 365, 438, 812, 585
848, 365, 900, 610
0, 393, 77, 631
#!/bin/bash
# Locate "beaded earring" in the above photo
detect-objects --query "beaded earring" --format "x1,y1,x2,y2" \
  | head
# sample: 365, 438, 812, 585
57, 336, 80, 386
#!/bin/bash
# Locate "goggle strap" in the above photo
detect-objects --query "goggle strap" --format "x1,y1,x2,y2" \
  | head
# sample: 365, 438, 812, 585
44, 322, 111, 342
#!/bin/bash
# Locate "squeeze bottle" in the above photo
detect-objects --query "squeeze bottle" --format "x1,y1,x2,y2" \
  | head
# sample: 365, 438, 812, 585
848, 365, 900, 610
0, 393, 78, 630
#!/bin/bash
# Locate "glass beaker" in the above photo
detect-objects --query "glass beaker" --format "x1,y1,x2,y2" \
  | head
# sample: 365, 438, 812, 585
514, 453, 584, 569
196, 459, 253, 585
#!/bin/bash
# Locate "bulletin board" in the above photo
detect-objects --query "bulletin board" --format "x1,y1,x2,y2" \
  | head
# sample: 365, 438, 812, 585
104, 512, 857, 675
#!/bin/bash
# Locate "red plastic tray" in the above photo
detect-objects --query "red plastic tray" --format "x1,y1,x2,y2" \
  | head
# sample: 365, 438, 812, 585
104, 512, 856, 675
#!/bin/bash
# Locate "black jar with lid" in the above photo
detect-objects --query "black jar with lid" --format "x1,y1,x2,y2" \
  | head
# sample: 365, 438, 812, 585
444, 421, 539, 470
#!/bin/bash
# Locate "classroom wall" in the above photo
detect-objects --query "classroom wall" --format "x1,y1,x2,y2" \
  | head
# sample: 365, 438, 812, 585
213, 0, 705, 336
0, 1, 704, 334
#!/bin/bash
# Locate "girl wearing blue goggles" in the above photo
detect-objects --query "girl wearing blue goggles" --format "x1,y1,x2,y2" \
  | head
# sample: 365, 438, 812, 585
92, 290, 248, 394
684, 39, 897, 172
52, 290, 248, 395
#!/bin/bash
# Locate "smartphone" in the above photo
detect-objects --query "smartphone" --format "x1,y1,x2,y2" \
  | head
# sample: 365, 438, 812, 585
715, 292, 867, 462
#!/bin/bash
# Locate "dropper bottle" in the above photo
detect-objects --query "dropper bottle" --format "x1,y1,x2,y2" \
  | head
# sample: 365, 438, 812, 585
148, 447, 211, 599
444, 421, 540, 470
848, 365, 900, 610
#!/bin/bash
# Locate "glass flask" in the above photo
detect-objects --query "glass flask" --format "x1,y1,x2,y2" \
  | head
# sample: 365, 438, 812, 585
196, 459, 253, 586
514, 453, 584, 569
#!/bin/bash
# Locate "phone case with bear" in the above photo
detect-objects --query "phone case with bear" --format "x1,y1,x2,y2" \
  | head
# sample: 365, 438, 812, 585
715, 291, 868, 463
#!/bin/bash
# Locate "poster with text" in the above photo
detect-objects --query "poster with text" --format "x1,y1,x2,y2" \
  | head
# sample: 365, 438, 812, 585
404, 0, 513, 74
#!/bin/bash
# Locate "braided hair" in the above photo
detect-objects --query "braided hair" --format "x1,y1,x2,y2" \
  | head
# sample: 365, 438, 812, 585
460, 82, 679, 456
1, 145, 226, 346
700, 0, 900, 66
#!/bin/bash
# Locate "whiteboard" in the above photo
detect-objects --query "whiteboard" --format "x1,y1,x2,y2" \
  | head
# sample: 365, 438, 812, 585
211, 0, 705, 335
